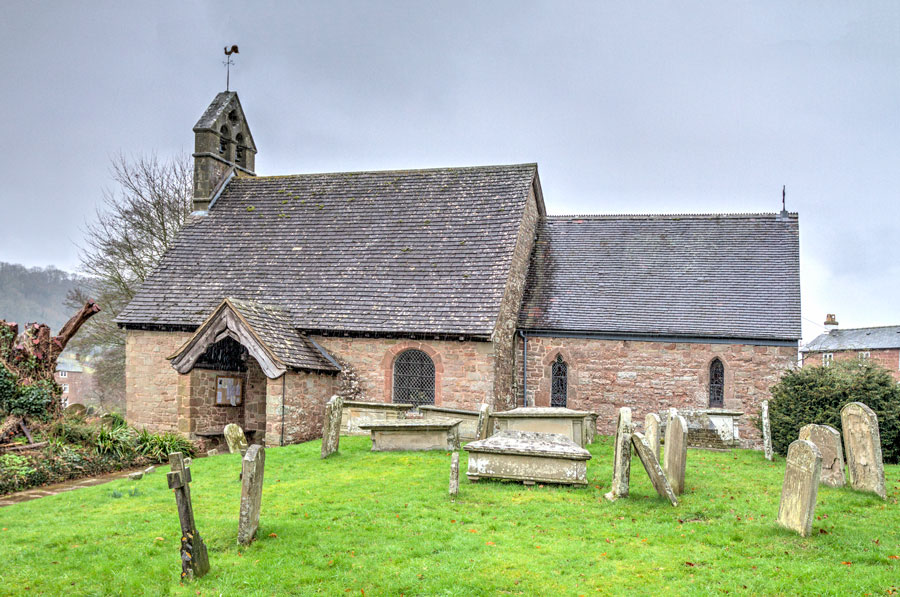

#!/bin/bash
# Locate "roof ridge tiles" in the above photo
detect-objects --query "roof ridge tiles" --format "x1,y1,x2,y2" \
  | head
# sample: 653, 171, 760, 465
244, 162, 538, 180
545, 212, 798, 220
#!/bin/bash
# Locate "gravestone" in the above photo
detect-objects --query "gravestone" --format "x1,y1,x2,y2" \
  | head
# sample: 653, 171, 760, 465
237, 444, 265, 545
631, 432, 678, 506
224, 424, 249, 456
166, 452, 210, 580
761, 400, 773, 461
644, 413, 661, 460
604, 407, 632, 502
841, 402, 886, 499
776, 439, 822, 537
449, 452, 459, 498
798, 424, 845, 488
476, 403, 493, 440
321, 395, 343, 459
663, 410, 688, 495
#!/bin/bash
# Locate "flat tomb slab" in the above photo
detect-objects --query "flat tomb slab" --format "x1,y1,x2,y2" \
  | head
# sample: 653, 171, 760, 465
493, 407, 589, 447
464, 430, 592, 486
359, 419, 461, 451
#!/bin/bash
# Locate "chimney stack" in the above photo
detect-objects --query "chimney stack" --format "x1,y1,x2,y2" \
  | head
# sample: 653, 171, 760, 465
824, 313, 839, 333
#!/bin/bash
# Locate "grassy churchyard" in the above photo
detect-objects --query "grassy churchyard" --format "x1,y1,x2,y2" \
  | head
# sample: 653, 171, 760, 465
1, 435, 898, 596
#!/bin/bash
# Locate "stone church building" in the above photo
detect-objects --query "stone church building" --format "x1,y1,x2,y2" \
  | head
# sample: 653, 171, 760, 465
117, 92, 801, 447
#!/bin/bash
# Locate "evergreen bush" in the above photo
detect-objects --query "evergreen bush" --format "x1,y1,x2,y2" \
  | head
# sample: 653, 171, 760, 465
769, 359, 900, 462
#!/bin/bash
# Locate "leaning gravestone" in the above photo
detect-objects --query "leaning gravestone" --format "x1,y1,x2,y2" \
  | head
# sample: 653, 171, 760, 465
776, 439, 822, 537
321, 395, 344, 459
631, 432, 678, 506
798, 424, 845, 488
238, 444, 265, 545
224, 423, 249, 456
761, 400, 773, 461
476, 403, 493, 440
644, 413, 661, 460
663, 410, 688, 495
841, 402, 886, 499
449, 452, 459, 498
166, 452, 210, 580
604, 407, 632, 502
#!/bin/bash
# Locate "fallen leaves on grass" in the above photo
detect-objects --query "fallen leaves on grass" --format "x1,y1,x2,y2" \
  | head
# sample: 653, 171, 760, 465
269, 533, 278, 538
842, 562, 852, 566
685, 562, 695, 567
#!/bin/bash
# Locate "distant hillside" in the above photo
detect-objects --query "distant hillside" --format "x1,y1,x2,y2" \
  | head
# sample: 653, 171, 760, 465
0, 262, 89, 331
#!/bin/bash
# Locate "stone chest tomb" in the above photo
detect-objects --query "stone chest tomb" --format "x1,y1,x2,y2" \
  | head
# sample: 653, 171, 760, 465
464, 430, 591, 485
493, 407, 590, 447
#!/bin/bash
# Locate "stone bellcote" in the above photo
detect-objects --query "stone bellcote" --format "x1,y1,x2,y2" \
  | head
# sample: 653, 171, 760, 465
192, 91, 257, 212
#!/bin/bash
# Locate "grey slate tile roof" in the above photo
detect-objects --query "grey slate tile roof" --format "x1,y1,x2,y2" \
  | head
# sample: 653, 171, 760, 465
519, 213, 801, 341
801, 325, 900, 352
117, 163, 538, 337
224, 298, 338, 371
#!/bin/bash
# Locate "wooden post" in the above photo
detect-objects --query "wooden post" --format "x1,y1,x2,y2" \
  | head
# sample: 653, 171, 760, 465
166, 452, 210, 580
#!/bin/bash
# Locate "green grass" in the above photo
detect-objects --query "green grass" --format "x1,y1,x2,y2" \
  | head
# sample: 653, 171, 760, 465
1, 436, 899, 596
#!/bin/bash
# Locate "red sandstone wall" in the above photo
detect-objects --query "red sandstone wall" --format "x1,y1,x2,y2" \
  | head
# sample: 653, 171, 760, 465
491, 185, 540, 410
516, 336, 797, 445
265, 370, 336, 446
802, 348, 900, 381
125, 329, 192, 432
314, 336, 495, 410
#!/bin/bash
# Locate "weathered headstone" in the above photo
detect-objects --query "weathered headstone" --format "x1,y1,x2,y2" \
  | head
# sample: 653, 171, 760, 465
449, 452, 459, 498
206, 448, 218, 457
631, 432, 678, 506
237, 444, 265, 545
776, 439, 822, 537
604, 407, 632, 502
144, 465, 156, 475
320, 395, 344, 459
128, 471, 143, 481
798, 424, 845, 488
761, 400, 773, 461
166, 452, 210, 580
476, 403, 492, 440
644, 413, 661, 460
663, 410, 688, 495
841, 402, 886, 499
224, 423, 249, 456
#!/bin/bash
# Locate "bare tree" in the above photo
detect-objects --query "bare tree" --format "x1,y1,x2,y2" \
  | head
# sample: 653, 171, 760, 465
67, 153, 193, 411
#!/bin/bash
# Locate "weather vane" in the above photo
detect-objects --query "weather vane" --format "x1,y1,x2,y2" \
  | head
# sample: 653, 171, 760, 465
223, 45, 239, 91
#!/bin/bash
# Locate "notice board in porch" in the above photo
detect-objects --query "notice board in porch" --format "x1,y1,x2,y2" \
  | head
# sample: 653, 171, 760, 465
216, 375, 243, 406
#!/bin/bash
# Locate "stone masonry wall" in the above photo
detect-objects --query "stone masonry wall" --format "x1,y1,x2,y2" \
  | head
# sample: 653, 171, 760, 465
802, 348, 900, 381
265, 370, 336, 446
491, 185, 539, 410
516, 336, 798, 446
175, 359, 267, 441
125, 329, 192, 432
314, 336, 495, 410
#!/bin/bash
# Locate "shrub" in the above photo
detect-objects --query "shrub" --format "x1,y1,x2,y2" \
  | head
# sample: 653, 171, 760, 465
769, 359, 900, 462
0, 368, 58, 420
94, 425, 137, 459
47, 418, 96, 445
135, 428, 195, 462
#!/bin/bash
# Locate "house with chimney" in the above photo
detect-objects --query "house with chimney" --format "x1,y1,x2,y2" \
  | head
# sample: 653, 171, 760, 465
116, 91, 801, 447
801, 314, 900, 380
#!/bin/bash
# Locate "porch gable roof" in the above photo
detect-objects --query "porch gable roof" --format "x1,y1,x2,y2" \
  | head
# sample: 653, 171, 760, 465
168, 297, 339, 378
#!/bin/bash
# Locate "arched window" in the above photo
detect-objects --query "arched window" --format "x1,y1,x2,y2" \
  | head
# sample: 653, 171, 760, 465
709, 358, 724, 408
235, 133, 246, 167
393, 349, 435, 406
219, 125, 230, 155
551, 354, 568, 407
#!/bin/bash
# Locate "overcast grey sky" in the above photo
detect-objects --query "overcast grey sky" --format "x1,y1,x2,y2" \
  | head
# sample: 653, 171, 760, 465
1, 1, 897, 343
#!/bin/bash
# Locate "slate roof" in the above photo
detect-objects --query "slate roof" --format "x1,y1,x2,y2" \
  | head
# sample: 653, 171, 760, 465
224, 298, 338, 371
519, 213, 801, 341
801, 325, 900, 352
117, 163, 539, 337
